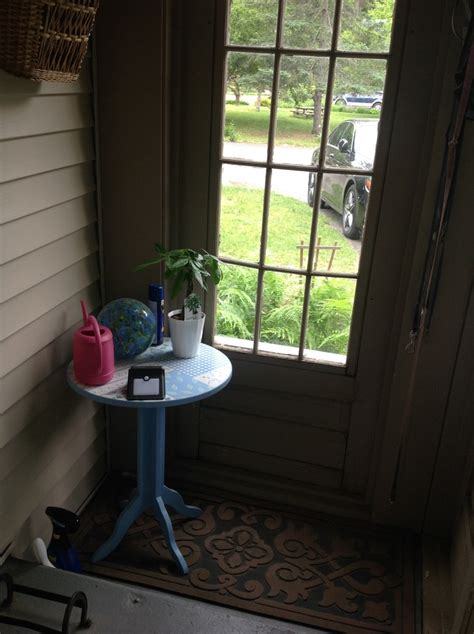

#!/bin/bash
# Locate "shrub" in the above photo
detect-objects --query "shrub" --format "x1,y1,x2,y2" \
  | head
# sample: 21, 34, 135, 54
225, 100, 249, 106
306, 279, 353, 352
354, 106, 379, 114
217, 266, 256, 339
331, 104, 379, 115
224, 119, 239, 142
277, 99, 293, 108
216, 265, 353, 355
260, 98, 271, 108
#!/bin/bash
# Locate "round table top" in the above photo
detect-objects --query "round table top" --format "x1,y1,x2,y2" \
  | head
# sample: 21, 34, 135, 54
67, 339, 232, 409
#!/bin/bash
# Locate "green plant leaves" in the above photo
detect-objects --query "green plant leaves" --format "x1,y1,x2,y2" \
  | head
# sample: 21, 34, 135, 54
133, 256, 165, 271
135, 244, 223, 300
216, 266, 353, 354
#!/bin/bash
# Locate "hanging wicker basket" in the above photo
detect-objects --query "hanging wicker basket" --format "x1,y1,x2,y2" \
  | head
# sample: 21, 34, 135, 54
0, 0, 99, 82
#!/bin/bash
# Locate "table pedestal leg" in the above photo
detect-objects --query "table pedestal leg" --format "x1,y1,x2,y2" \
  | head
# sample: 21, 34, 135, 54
152, 496, 189, 574
163, 486, 201, 517
91, 494, 143, 563
91, 407, 202, 574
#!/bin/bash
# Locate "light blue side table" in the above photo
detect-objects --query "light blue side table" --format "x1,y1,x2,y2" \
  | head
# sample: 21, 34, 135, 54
67, 339, 232, 575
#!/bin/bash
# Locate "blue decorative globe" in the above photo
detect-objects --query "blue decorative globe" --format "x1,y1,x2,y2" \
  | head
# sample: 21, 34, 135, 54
98, 298, 155, 359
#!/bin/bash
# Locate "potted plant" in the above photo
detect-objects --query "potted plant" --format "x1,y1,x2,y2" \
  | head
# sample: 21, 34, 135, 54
136, 244, 222, 358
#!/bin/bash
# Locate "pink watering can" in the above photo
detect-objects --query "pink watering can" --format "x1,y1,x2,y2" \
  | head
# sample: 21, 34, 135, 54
73, 301, 115, 385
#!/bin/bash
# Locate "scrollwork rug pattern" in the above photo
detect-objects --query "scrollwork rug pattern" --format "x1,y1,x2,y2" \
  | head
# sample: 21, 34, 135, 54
75, 484, 416, 633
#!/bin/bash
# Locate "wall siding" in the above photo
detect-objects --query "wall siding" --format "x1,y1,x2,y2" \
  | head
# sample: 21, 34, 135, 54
0, 65, 106, 555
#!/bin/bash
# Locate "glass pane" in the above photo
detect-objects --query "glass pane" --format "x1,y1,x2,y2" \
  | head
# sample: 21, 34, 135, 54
216, 264, 258, 346
283, 0, 335, 50
228, 0, 279, 47
219, 164, 266, 262
339, 0, 395, 53
316, 173, 368, 265
332, 57, 387, 116
273, 56, 329, 166
223, 52, 274, 162
266, 169, 313, 269
304, 277, 356, 359
259, 271, 304, 355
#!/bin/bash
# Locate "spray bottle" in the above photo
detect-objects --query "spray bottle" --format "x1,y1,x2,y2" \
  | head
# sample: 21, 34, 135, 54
45, 507, 82, 572
148, 283, 165, 345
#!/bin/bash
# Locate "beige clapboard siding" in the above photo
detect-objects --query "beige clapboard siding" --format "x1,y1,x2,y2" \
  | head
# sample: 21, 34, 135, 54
1, 409, 102, 525
1, 364, 70, 449
1, 95, 93, 141
1, 255, 99, 341
1, 225, 98, 302
0, 393, 98, 481
1, 320, 84, 414
200, 406, 346, 470
1, 193, 97, 263
0, 63, 91, 96
13, 438, 106, 556
1, 164, 96, 224
200, 443, 342, 489
1, 284, 100, 377
0, 62, 102, 555
206, 386, 349, 433
0, 129, 95, 183
1, 411, 104, 549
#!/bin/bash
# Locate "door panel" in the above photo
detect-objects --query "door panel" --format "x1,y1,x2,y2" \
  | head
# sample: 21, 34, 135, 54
200, 408, 346, 470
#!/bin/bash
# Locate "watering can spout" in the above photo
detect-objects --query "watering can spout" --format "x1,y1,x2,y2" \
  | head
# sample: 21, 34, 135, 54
80, 299, 88, 326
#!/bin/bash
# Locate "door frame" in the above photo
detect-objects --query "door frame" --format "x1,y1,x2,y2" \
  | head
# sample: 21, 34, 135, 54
168, 0, 470, 531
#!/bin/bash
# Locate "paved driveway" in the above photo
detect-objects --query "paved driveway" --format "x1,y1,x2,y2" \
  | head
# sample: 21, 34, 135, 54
222, 142, 311, 202
222, 142, 361, 253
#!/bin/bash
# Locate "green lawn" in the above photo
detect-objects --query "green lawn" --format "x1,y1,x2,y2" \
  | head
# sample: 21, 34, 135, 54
220, 185, 360, 274
216, 185, 358, 354
216, 118, 366, 355
225, 104, 379, 147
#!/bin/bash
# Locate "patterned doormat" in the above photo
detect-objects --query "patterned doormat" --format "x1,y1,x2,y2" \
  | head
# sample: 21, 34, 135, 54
74, 481, 416, 633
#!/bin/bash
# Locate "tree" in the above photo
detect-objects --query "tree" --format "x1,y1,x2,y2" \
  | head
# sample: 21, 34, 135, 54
336, 0, 394, 94
340, 0, 394, 52
226, 0, 395, 129
226, 0, 277, 103
280, 0, 335, 135
227, 52, 273, 104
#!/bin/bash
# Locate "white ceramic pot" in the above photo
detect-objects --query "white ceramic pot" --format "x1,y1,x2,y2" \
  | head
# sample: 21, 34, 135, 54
168, 309, 205, 358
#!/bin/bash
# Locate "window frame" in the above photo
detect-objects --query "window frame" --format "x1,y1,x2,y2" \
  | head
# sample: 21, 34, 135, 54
204, 0, 407, 376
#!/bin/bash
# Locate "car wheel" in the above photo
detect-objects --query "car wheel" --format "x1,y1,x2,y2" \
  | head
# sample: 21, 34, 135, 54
342, 184, 361, 239
372, 101, 382, 111
308, 173, 329, 208
334, 98, 346, 107
307, 173, 315, 206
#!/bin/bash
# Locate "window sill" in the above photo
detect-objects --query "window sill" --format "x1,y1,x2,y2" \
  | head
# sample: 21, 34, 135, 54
214, 335, 347, 367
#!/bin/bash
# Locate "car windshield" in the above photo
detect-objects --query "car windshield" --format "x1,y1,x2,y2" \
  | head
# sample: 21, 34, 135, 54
354, 123, 378, 163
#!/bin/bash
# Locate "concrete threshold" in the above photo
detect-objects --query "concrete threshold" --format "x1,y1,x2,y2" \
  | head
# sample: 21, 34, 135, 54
0, 558, 326, 634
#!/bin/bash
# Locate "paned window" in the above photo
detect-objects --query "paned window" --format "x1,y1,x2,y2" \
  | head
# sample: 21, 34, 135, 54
214, 0, 395, 365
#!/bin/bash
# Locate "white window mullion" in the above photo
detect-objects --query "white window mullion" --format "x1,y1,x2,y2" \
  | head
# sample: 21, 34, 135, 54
252, 167, 272, 352
297, 0, 344, 360
252, 0, 285, 352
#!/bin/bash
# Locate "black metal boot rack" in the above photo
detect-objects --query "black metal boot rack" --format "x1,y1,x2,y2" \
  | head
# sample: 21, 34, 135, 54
0, 573, 91, 633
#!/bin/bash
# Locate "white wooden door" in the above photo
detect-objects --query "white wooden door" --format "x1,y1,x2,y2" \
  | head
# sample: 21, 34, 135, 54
168, 0, 472, 530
